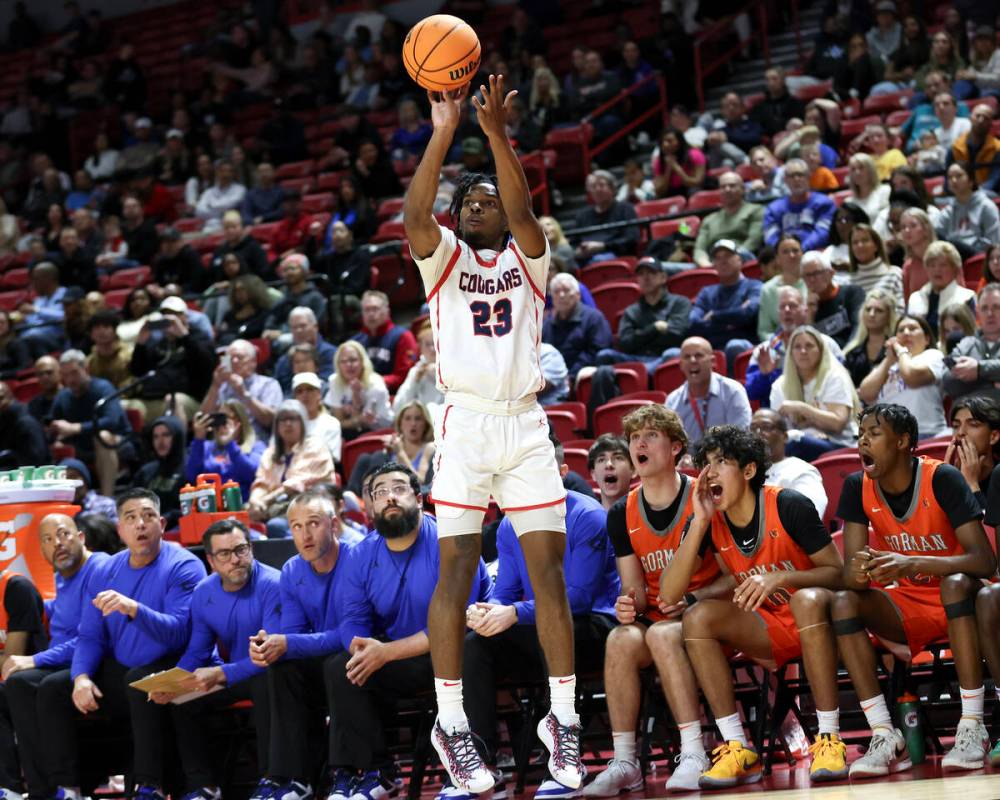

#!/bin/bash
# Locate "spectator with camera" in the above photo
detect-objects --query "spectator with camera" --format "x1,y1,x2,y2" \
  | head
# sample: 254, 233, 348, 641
200, 339, 283, 442
186, 402, 266, 502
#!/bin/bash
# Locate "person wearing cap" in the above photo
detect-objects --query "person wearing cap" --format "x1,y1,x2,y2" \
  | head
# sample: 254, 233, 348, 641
158, 293, 214, 343
688, 239, 762, 369
121, 116, 160, 167
763, 158, 836, 251
293, 371, 342, 464
196, 159, 247, 233
241, 162, 285, 226
866, 2, 901, 65
262, 254, 327, 341
269, 190, 315, 259
273, 306, 337, 395
949, 102, 1000, 192
18, 261, 67, 357
955, 26, 1000, 101
128, 295, 215, 423
151, 227, 201, 294
573, 170, 640, 264
586, 257, 690, 371
158, 128, 192, 187
460, 136, 494, 174
62, 457, 119, 521
693, 171, 764, 267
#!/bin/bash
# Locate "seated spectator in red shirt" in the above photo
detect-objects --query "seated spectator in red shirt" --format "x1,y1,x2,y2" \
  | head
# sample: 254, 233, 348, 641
269, 191, 314, 259
351, 290, 418, 393
134, 169, 178, 223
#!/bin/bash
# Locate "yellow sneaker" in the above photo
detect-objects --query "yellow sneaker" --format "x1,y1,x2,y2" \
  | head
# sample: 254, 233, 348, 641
698, 741, 762, 789
809, 733, 848, 782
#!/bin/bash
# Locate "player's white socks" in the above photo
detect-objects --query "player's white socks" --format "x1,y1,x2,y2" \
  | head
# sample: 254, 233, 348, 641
960, 685, 985, 722
860, 694, 893, 733
549, 675, 580, 726
612, 731, 637, 764
678, 719, 705, 755
816, 709, 840, 736
715, 712, 747, 746
435, 678, 468, 733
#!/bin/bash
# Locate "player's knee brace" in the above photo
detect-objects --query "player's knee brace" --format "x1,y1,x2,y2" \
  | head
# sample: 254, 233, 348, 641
944, 595, 978, 620
832, 617, 866, 636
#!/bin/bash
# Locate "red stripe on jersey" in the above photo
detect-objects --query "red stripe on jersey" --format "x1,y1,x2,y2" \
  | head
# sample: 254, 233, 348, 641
471, 241, 512, 268
503, 495, 567, 512
440, 404, 453, 439
511, 245, 545, 302
433, 296, 447, 390
426, 244, 462, 303
430, 497, 490, 512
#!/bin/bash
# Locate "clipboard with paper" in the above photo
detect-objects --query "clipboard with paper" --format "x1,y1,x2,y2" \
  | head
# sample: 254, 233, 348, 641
128, 667, 224, 705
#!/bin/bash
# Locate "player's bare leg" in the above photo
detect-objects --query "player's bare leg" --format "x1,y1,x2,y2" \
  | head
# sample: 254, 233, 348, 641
519, 530, 587, 789
939, 573, 989, 771
428, 533, 496, 793
975, 583, 1000, 763
832, 589, 911, 778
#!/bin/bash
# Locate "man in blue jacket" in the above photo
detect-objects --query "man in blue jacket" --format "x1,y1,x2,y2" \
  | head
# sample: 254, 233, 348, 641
35, 489, 206, 800
249, 490, 354, 800
2, 513, 87, 800
326, 463, 492, 800
149, 519, 281, 800
762, 160, 836, 251
461, 488, 619, 799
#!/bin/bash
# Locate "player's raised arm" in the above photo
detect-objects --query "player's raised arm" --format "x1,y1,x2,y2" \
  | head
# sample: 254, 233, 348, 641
473, 74, 546, 258
403, 87, 467, 259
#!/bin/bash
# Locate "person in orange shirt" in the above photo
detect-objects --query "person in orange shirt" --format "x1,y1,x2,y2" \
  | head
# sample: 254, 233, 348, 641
661, 425, 844, 789
834, 403, 996, 777
803, 143, 839, 192
582, 406, 732, 796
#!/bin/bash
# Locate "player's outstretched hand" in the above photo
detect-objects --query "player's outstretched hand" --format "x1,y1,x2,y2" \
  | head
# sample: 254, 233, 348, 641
473, 74, 516, 140
428, 84, 469, 131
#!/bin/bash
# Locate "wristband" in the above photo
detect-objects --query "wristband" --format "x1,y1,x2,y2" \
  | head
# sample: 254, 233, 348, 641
684, 592, 697, 607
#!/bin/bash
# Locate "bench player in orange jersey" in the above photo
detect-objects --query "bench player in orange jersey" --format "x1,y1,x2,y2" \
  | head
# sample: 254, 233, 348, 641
582, 406, 734, 796
833, 402, 997, 777
660, 425, 845, 790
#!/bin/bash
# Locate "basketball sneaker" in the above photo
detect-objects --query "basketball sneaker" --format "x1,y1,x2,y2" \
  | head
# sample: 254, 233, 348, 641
808, 733, 847, 781
581, 759, 642, 797
327, 769, 358, 800
180, 790, 221, 800
435, 771, 506, 800
134, 785, 166, 800
534, 779, 581, 799
431, 719, 496, 794
698, 741, 762, 789
848, 729, 910, 779
664, 751, 709, 793
249, 778, 281, 800
536, 713, 586, 789
348, 771, 401, 800
272, 781, 313, 800
942, 719, 990, 772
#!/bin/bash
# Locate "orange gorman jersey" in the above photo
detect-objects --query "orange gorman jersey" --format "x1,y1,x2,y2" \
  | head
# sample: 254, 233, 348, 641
625, 480, 721, 620
861, 456, 964, 589
709, 486, 814, 611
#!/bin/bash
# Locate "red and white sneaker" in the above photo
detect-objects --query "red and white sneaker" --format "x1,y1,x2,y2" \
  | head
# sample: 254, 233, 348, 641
537, 713, 586, 789
431, 718, 496, 794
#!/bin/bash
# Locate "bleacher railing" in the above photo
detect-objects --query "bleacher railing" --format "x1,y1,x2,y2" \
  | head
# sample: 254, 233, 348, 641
692, 0, 771, 110
581, 72, 668, 165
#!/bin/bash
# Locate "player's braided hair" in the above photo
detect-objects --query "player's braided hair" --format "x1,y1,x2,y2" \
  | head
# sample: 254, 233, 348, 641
450, 171, 500, 233
858, 403, 919, 451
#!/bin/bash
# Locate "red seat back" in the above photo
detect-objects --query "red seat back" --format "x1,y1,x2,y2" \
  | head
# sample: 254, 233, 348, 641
593, 398, 657, 437
579, 261, 634, 290
811, 451, 863, 532
590, 282, 639, 335
666, 268, 718, 300
340, 428, 394, 483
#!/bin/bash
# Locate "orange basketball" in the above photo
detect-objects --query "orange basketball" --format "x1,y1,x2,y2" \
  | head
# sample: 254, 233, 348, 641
402, 14, 481, 92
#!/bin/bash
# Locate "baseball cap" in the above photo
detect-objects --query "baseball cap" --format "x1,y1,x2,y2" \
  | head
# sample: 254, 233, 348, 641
160, 226, 182, 242
136, 117, 153, 129
292, 372, 322, 391
462, 137, 485, 155
634, 256, 666, 274
974, 25, 996, 40
160, 296, 188, 314
874, 1, 896, 13
710, 239, 738, 256
166, 128, 184, 139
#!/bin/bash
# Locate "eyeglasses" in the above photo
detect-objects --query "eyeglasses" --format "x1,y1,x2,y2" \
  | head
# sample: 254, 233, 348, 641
210, 543, 252, 563
801, 270, 826, 279
372, 484, 414, 501
785, 171, 807, 178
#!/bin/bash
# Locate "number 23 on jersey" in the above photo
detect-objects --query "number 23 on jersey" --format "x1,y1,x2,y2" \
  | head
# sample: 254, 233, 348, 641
470, 298, 513, 337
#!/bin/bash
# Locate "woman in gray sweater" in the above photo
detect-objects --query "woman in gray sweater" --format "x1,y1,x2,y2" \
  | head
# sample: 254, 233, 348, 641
935, 161, 1000, 260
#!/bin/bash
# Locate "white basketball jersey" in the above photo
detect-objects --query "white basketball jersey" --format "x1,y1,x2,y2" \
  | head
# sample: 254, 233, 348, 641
414, 226, 549, 402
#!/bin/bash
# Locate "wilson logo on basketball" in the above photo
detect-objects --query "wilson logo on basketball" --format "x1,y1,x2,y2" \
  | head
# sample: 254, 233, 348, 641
449, 59, 480, 81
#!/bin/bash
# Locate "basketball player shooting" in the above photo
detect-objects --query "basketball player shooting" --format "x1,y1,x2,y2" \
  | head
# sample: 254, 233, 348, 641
403, 74, 585, 795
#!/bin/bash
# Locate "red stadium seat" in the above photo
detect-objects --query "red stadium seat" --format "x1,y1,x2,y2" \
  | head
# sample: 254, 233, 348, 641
340, 428, 394, 480
793, 80, 832, 102
106, 266, 152, 291
315, 172, 345, 192
0, 290, 25, 311
0, 268, 28, 289
839, 115, 881, 142
376, 197, 405, 220
811, 450, 863, 532
279, 177, 314, 195
104, 288, 131, 309
591, 282, 639, 335
914, 436, 950, 461
964, 253, 986, 286
563, 448, 591, 479
862, 90, 913, 114
649, 217, 700, 240
593, 398, 658, 437
174, 217, 204, 233
275, 160, 316, 179
575, 363, 648, 408
687, 190, 723, 211
635, 197, 687, 218
301, 193, 334, 214
542, 123, 593, 186
884, 109, 911, 127
10, 377, 39, 402
741, 260, 762, 280
732, 348, 754, 383
250, 337, 271, 366
371, 220, 406, 243
126, 408, 144, 434
666, 268, 717, 300
579, 261, 634, 290
545, 409, 583, 442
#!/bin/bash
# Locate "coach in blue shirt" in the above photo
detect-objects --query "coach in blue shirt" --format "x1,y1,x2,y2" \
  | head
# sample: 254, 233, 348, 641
463, 487, 618, 777
151, 519, 281, 800
326, 463, 492, 800
3, 513, 103, 800
247, 490, 354, 800
36, 489, 206, 800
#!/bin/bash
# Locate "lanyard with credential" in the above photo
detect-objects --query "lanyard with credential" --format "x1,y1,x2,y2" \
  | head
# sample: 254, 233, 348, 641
689, 392, 710, 435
